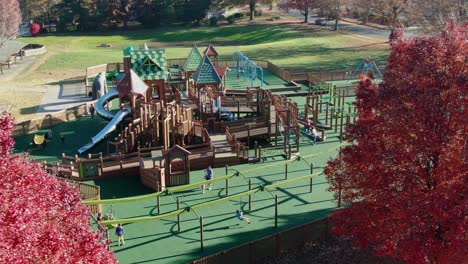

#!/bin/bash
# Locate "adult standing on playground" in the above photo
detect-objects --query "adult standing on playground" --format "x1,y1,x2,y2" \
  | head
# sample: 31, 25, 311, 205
89, 104, 95, 119
115, 223, 125, 246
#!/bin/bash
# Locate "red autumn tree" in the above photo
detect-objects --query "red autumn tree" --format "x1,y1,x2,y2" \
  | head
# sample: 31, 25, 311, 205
0, 112, 118, 263
0, 0, 21, 48
30, 23, 42, 36
325, 23, 467, 264
278, 0, 318, 23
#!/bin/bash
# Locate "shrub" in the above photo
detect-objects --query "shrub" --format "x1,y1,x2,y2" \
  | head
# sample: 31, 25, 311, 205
209, 16, 218, 26
30, 23, 41, 36
233, 12, 244, 19
227, 16, 235, 24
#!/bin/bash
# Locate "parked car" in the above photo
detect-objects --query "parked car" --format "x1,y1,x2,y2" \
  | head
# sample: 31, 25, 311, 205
315, 18, 328, 26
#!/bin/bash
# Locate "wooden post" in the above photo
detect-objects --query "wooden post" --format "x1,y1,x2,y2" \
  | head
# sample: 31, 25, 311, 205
177, 198, 181, 232
237, 100, 240, 119
259, 146, 262, 162
254, 141, 258, 158
285, 164, 288, 180
310, 178, 313, 193
225, 165, 228, 176
225, 178, 229, 196
274, 195, 278, 229
248, 179, 252, 211
199, 216, 204, 251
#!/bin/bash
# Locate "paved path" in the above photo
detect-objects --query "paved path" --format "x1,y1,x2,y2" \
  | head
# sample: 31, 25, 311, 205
36, 82, 91, 114
282, 9, 418, 40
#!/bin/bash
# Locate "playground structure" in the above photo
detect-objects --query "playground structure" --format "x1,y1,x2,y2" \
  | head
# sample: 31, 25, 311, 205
39, 47, 371, 228
17, 52, 389, 263
300, 84, 357, 141
347, 58, 383, 83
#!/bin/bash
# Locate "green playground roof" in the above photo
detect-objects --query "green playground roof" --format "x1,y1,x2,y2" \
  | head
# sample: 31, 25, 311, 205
130, 49, 167, 80
183, 45, 203, 72
193, 56, 222, 85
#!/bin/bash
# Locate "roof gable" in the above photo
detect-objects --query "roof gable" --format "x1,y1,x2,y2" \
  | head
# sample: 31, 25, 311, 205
116, 69, 149, 96
137, 56, 163, 72
164, 144, 191, 157
204, 44, 219, 57
193, 56, 222, 85
130, 49, 167, 80
183, 46, 203, 72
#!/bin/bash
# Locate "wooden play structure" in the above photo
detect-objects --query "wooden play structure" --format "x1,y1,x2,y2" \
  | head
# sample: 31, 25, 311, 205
43, 44, 358, 193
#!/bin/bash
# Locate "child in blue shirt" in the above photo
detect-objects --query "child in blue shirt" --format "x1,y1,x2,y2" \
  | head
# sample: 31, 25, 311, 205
115, 224, 125, 246
236, 210, 251, 224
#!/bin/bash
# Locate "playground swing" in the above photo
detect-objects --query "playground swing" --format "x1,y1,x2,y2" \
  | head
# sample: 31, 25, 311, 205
104, 205, 117, 225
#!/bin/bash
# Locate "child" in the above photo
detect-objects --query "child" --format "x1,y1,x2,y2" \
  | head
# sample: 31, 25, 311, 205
115, 223, 125, 246
236, 210, 251, 224
205, 166, 213, 190
311, 126, 317, 145
97, 212, 103, 223
89, 104, 95, 119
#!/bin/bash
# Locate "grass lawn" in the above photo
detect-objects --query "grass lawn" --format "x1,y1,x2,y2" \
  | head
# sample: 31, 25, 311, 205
0, 91, 43, 122
20, 23, 388, 77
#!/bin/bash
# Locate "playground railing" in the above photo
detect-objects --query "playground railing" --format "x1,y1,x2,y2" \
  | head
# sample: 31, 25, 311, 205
13, 101, 95, 137
57, 177, 101, 214
307, 72, 327, 85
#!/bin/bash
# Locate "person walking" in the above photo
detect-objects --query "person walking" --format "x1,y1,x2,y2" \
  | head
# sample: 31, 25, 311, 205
205, 166, 213, 190
115, 223, 125, 246
89, 104, 95, 119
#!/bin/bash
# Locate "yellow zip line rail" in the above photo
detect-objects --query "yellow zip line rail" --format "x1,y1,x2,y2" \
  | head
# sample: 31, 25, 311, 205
83, 142, 345, 206
101, 172, 322, 226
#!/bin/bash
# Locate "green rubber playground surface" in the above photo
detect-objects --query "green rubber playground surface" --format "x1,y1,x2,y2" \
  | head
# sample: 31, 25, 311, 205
90, 134, 344, 264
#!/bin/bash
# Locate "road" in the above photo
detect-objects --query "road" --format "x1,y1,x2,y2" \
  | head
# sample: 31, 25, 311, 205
283, 9, 418, 40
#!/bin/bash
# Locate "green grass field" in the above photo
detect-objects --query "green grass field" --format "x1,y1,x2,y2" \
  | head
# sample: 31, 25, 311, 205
21, 23, 388, 74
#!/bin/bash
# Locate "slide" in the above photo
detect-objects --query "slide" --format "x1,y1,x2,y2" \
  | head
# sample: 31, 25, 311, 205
96, 89, 119, 121
78, 90, 131, 154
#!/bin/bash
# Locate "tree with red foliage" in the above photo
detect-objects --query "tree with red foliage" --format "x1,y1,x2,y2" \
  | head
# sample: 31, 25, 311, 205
278, 0, 318, 23
0, 0, 21, 48
325, 23, 467, 264
30, 23, 42, 37
0, 112, 118, 263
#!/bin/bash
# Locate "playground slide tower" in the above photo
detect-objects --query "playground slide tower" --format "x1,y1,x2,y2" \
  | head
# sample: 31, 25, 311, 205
78, 90, 131, 154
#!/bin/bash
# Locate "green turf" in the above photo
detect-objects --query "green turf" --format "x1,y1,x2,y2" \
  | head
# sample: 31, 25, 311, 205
21, 24, 388, 72
91, 135, 343, 264
13, 98, 120, 161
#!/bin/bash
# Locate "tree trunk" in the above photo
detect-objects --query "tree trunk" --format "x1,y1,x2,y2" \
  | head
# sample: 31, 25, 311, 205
304, 11, 308, 23
249, 0, 255, 20
334, 16, 339, 30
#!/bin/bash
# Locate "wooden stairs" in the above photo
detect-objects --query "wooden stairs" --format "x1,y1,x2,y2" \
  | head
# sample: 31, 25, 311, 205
211, 134, 242, 167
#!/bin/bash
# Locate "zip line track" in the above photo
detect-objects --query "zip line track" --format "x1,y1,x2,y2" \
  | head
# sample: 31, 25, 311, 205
86, 142, 346, 226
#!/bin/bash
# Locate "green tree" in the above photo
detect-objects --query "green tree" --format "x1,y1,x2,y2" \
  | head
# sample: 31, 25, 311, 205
56, 0, 96, 31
